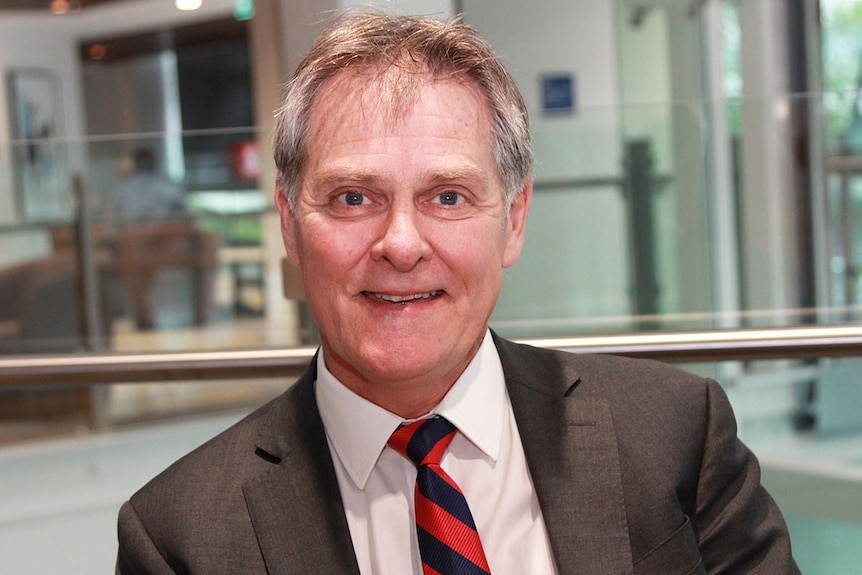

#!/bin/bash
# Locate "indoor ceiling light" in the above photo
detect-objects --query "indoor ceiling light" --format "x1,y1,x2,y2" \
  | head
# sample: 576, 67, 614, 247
175, 0, 202, 10
50, 0, 81, 14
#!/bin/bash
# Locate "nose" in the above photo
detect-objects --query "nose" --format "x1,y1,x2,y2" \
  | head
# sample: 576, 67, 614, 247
370, 204, 432, 271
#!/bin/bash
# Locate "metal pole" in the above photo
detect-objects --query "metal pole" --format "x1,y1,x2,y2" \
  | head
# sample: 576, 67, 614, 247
73, 173, 104, 352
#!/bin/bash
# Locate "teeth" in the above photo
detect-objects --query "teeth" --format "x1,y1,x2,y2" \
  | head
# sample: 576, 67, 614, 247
367, 291, 442, 303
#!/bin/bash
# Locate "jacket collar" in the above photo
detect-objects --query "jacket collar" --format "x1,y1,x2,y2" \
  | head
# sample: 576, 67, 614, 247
243, 357, 361, 575
243, 337, 633, 575
494, 334, 634, 574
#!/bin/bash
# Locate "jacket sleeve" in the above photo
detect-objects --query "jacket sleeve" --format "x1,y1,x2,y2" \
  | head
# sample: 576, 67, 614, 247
116, 500, 178, 575
694, 379, 801, 574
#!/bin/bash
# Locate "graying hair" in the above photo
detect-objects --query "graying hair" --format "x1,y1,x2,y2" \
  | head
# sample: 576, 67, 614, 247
273, 11, 532, 212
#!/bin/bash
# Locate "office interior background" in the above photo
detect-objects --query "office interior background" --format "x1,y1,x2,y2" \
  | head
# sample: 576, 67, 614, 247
1, 0, 861, 572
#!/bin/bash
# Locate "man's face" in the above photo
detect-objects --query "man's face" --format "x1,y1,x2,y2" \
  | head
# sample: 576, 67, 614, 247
277, 70, 530, 415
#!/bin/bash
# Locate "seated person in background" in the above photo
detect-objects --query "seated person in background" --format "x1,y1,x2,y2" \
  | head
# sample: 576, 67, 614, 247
116, 11, 801, 574
115, 147, 185, 221
112, 147, 212, 329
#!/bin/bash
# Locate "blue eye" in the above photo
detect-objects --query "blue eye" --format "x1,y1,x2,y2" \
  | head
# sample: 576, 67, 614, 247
438, 191, 461, 206
342, 191, 365, 205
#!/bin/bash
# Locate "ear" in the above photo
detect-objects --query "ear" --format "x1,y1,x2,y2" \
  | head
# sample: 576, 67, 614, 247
274, 181, 301, 266
502, 178, 532, 269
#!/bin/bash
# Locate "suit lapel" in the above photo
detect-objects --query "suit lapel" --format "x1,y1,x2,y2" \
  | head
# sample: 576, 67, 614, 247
238, 337, 634, 574
496, 335, 634, 575
242, 363, 361, 575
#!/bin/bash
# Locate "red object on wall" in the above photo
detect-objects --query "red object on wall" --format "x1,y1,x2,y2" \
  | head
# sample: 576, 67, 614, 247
230, 140, 261, 180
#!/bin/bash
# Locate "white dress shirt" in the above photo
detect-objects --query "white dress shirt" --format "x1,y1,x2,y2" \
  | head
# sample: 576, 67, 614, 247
316, 330, 559, 575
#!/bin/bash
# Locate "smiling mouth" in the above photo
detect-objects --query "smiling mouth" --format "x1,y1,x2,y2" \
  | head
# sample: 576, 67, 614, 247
362, 290, 444, 304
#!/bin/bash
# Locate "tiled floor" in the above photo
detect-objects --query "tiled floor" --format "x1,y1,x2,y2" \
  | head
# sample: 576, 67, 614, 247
0, 410, 250, 575
787, 514, 862, 575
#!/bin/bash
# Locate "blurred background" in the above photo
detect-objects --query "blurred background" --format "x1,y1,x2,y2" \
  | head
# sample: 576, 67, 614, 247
1, 0, 862, 572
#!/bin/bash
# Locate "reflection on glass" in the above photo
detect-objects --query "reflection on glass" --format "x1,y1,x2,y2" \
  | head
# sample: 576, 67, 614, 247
822, 0, 862, 314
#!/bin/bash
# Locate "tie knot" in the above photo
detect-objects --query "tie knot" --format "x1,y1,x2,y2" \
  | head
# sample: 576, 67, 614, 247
388, 416, 457, 467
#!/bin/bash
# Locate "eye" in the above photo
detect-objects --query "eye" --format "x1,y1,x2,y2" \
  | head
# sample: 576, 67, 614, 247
339, 190, 367, 206
437, 191, 462, 206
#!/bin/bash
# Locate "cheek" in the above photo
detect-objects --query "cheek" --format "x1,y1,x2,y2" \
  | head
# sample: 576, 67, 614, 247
299, 222, 370, 280
438, 228, 508, 284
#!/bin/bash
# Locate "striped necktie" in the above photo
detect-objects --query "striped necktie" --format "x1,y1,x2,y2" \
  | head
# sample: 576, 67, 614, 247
388, 416, 492, 575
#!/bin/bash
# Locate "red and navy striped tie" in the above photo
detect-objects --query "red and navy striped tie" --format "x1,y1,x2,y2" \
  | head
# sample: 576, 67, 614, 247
388, 417, 492, 575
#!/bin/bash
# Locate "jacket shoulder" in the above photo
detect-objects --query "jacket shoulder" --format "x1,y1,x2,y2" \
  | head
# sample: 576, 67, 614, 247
494, 334, 712, 403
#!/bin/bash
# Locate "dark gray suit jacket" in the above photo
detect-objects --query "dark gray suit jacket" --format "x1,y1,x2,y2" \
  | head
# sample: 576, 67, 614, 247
116, 335, 801, 574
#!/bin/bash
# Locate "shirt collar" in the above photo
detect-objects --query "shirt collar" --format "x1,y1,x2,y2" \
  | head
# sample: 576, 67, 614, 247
315, 330, 506, 490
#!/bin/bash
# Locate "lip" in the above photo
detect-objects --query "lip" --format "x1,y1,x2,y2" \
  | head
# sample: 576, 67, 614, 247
361, 290, 444, 304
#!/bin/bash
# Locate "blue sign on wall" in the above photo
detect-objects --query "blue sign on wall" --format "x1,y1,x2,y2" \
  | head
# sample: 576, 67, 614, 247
541, 73, 576, 115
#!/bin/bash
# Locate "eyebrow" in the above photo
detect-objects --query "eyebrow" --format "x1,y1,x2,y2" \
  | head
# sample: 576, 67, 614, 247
424, 166, 486, 186
310, 170, 381, 190
309, 164, 487, 190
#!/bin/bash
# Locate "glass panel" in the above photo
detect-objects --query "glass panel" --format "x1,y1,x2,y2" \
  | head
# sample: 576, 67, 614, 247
2, 1, 860, 356
0, 129, 297, 354
614, 0, 714, 328
822, 0, 862, 309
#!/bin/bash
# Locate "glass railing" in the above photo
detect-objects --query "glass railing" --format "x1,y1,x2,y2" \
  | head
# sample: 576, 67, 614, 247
1, 92, 861, 407
2, 94, 861, 351
1, 100, 862, 573
1, 348, 861, 575
1, 128, 282, 356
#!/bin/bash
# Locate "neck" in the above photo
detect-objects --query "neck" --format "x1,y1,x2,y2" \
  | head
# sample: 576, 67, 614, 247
322, 354, 478, 420
336, 368, 463, 420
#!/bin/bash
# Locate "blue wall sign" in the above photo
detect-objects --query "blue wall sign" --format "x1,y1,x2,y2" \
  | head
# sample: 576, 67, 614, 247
541, 73, 576, 115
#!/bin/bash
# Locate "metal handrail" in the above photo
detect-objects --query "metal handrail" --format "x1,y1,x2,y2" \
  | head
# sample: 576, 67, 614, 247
3, 325, 862, 388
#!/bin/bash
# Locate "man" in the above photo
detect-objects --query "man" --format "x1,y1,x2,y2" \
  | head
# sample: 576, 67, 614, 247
115, 147, 185, 221
116, 12, 800, 575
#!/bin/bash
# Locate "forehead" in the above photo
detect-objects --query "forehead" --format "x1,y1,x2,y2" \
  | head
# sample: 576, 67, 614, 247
298, 66, 502, 197
299, 67, 510, 210
308, 65, 493, 140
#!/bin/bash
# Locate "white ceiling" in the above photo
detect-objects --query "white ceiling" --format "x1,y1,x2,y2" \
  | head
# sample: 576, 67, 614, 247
0, 0, 236, 39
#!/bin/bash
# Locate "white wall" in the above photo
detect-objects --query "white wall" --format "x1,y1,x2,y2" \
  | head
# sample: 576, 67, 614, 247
0, 19, 82, 150
462, 0, 621, 179
462, 0, 631, 334
0, 18, 86, 262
